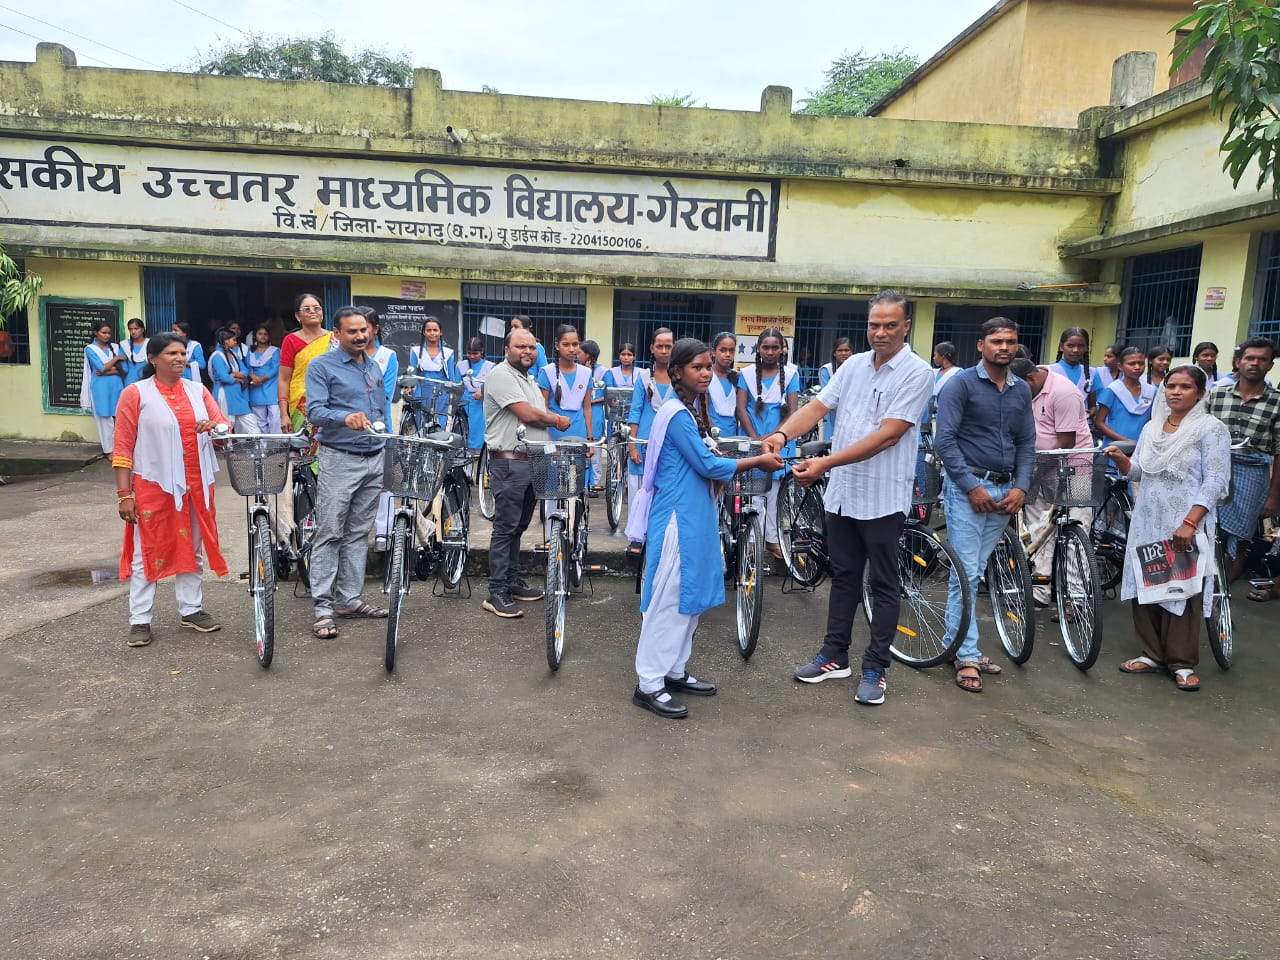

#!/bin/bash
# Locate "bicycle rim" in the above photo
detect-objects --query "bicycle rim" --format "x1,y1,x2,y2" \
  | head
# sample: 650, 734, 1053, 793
987, 530, 1035, 665
477, 447, 496, 519
385, 515, 410, 672
886, 524, 968, 668
1207, 541, 1233, 670
605, 440, 626, 531
251, 513, 275, 668
569, 503, 588, 590
786, 482, 827, 588
292, 480, 316, 590
735, 512, 763, 659
1056, 525, 1101, 671
546, 517, 567, 671
439, 479, 469, 588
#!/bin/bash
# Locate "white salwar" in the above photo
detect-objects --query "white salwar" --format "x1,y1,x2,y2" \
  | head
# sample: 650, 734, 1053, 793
634, 515, 699, 694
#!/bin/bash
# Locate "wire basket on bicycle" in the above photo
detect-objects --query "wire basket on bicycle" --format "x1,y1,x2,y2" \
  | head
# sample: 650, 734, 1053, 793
522, 438, 590, 500
913, 449, 943, 505
219, 435, 297, 497
603, 387, 632, 421
1032, 448, 1109, 508
717, 438, 773, 495
382, 433, 453, 501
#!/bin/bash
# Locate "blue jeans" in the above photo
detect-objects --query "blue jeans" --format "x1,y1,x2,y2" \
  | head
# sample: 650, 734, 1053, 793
944, 478, 1014, 663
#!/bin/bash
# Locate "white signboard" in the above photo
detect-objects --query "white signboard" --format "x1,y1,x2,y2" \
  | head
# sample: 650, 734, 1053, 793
0, 140, 777, 261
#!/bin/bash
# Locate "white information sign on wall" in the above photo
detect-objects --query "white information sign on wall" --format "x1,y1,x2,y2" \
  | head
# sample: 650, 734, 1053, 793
0, 140, 778, 261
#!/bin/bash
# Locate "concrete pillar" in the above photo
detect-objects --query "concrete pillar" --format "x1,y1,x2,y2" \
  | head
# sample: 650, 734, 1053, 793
1110, 52, 1157, 109
1188, 234, 1258, 359
585, 286, 615, 363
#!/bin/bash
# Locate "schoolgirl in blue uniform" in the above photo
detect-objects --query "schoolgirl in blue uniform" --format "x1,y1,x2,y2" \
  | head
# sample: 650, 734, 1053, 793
735, 327, 800, 558
580, 339, 608, 490
626, 327, 676, 549
604, 342, 637, 389
82, 319, 126, 453
707, 331, 741, 437
407, 316, 460, 422
818, 337, 853, 440
626, 338, 784, 719
537, 324, 594, 441
172, 320, 206, 383
209, 327, 258, 433
120, 318, 148, 387
246, 324, 281, 433
458, 337, 495, 455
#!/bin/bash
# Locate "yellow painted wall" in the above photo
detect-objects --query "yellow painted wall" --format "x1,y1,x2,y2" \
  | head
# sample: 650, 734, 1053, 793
1187, 235, 1257, 356
584, 286, 615, 361
879, 0, 1188, 127
0, 258, 141, 442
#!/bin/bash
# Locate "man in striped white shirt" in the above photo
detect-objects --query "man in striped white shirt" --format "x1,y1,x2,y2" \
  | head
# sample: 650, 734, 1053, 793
762, 290, 933, 706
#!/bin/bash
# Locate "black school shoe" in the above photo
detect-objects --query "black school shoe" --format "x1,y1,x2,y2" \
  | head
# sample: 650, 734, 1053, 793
632, 686, 688, 719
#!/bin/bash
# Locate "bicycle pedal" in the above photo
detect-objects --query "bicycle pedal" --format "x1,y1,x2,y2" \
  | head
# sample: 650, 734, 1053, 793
533, 544, 550, 556
585, 564, 609, 575
1031, 574, 1051, 585
238, 571, 250, 581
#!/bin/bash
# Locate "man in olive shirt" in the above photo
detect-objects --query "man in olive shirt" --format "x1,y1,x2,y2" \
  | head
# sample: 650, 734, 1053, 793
483, 328, 570, 617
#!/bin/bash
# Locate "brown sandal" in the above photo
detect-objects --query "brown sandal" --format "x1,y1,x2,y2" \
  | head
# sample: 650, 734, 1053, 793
974, 656, 1002, 675
313, 617, 338, 639
955, 662, 983, 693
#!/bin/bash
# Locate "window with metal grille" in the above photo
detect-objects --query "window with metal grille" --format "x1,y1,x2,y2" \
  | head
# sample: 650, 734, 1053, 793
1249, 232, 1280, 344
794, 298, 871, 387
0, 303, 30, 365
933, 305, 1046, 366
612, 290, 736, 365
1118, 246, 1202, 356
461, 283, 586, 361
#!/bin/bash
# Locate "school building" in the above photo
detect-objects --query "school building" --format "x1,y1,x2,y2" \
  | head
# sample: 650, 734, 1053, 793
0, 2, 1274, 442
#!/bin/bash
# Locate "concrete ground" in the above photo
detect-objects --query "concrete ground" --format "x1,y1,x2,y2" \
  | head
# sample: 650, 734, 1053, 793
2, 463, 1278, 959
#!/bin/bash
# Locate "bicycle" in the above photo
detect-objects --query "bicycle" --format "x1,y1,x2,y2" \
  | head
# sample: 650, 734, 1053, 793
774, 440, 971, 668
602, 386, 633, 532
399, 375, 466, 441
215, 426, 310, 668
517, 429, 608, 671
1205, 441, 1267, 671
371, 426, 462, 672
715, 437, 770, 660
1090, 451, 1135, 592
1020, 446, 1112, 670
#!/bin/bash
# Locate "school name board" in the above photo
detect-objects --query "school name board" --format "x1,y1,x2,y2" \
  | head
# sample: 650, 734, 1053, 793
0, 140, 778, 261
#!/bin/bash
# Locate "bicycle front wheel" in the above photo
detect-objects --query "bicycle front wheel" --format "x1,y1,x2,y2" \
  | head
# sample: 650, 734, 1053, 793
883, 523, 968, 668
987, 528, 1035, 665
735, 511, 764, 659
250, 513, 276, 668
546, 517, 568, 671
1091, 486, 1130, 591
605, 439, 627, 532
438, 477, 470, 589
476, 446, 496, 520
1206, 540, 1233, 670
1055, 524, 1102, 670
778, 477, 826, 588
384, 514, 411, 672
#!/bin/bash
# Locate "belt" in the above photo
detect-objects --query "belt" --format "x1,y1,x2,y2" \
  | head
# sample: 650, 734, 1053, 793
489, 450, 529, 460
329, 446, 383, 458
971, 468, 1013, 484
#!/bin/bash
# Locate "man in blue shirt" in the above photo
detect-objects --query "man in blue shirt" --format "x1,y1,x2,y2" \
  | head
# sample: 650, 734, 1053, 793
305, 307, 389, 640
933, 317, 1035, 694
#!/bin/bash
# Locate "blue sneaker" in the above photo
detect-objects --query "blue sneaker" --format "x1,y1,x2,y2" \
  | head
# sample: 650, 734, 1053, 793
793, 653, 852, 683
854, 669, 887, 705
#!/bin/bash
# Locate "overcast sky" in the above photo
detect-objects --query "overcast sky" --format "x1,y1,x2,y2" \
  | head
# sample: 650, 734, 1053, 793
0, 0, 997, 111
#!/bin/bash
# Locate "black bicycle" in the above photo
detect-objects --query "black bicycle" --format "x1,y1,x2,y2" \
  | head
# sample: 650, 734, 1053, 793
716, 437, 770, 660
602, 386, 633, 532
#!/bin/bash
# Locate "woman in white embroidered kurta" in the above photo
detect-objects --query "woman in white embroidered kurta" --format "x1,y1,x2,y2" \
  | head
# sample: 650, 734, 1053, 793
628, 339, 783, 719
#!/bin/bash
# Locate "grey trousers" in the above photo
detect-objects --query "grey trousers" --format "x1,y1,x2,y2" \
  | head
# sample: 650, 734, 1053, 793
311, 445, 384, 618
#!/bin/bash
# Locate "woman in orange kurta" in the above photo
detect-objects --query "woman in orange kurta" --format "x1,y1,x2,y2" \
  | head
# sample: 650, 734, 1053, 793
112, 333, 229, 648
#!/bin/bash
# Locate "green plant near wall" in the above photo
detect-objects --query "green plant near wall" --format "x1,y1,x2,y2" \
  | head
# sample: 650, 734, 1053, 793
0, 242, 41, 330
1174, 0, 1280, 197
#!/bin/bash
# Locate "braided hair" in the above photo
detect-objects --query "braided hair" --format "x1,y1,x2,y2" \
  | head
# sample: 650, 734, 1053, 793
214, 326, 240, 375
646, 327, 675, 401
753, 327, 787, 416
552, 323, 579, 406
1056, 327, 1092, 388
1192, 341, 1220, 381
668, 338, 714, 439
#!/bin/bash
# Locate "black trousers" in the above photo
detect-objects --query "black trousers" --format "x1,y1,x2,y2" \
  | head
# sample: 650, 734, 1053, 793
487, 458, 536, 593
818, 511, 905, 673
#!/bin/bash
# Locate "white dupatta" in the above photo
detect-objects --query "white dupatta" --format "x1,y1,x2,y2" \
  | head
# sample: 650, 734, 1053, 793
131, 378, 220, 510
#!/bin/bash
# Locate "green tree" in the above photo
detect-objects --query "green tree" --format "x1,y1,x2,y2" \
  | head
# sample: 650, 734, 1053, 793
0, 242, 41, 331
195, 32, 415, 86
1173, 1, 1280, 196
797, 48, 920, 117
649, 91, 702, 107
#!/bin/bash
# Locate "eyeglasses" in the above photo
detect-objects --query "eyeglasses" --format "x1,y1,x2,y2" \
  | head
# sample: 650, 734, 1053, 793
299, 306, 322, 313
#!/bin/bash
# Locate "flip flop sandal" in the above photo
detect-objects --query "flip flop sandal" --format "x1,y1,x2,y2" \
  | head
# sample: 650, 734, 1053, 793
336, 602, 389, 619
955, 663, 983, 694
313, 617, 338, 639
1247, 581, 1279, 602
975, 656, 1002, 675
1172, 668, 1200, 692
1118, 656, 1166, 675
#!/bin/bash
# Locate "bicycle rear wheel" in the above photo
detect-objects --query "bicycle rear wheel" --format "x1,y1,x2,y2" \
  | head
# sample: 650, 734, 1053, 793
476, 446, 496, 520
569, 500, 589, 590
605, 439, 627, 532
1206, 540, 1233, 670
438, 477, 470, 589
290, 473, 318, 590
384, 514, 411, 672
882, 523, 968, 668
250, 513, 276, 668
735, 511, 764, 659
546, 517, 568, 671
778, 477, 827, 588
987, 528, 1035, 665
1090, 486, 1130, 591
1055, 524, 1101, 671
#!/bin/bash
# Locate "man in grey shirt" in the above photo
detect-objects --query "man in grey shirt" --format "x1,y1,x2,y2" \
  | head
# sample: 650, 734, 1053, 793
483, 327, 570, 617
304, 308, 388, 639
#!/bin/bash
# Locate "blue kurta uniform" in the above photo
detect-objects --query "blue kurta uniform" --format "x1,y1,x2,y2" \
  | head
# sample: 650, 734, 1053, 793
85, 343, 124, 416
120, 340, 148, 387
627, 372, 674, 476
409, 343, 460, 418
247, 346, 281, 406
641, 409, 738, 615
537, 362, 592, 439
458, 357, 494, 450
707, 373, 740, 438
818, 363, 837, 439
739, 365, 800, 469
209, 349, 252, 417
